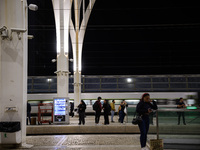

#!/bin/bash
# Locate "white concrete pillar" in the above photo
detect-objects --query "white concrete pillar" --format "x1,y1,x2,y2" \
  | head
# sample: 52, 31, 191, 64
0, 0, 28, 146
70, 0, 96, 107
52, 0, 71, 97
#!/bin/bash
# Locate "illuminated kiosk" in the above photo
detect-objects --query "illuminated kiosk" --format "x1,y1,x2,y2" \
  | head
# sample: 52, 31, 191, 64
53, 97, 70, 124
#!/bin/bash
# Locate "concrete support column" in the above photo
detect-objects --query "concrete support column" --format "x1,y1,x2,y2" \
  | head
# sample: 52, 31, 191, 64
52, 0, 71, 97
70, 0, 96, 107
74, 70, 81, 107
0, 0, 27, 146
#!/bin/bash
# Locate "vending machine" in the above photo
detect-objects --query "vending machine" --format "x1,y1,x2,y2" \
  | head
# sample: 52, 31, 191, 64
53, 97, 69, 124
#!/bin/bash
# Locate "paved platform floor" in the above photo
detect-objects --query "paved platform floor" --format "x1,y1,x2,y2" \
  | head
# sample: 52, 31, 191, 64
8, 134, 156, 150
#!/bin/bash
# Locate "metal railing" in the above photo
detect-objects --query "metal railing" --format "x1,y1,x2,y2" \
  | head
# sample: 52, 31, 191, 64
28, 74, 200, 93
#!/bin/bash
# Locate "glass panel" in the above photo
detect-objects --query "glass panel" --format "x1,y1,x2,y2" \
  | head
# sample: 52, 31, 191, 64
69, 77, 74, 83
118, 78, 134, 84
118, 84, 134, 90
170, 83, 186, 88
135, 78, 151, 82
153, 84, 169, 88
135, 84, 151, 88
170, 77, 186, 82
33, 78, 47, 83
152, 78, 168, 82
51, 83, 57, 89
101, 78, 117, 83
188, 77, 200, 82
101, 84, 117, 89
28, 78, 32, 84
85, 84, 100, 89
188, 83, 200, 88
84, 78, 100, 83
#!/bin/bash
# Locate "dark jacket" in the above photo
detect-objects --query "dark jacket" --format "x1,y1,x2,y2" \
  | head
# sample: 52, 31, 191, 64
70, 103, 74, 111
27, 103, 31, 113
78, 103, 86, 113
120, 104, 125, 112
136, 101, 157, 116
103, 103, 111, 114
177, 101, 185, 108
95, 101, 102, 112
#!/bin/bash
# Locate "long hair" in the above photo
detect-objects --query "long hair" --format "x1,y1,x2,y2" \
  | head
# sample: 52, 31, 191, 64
140, 93, 150, 101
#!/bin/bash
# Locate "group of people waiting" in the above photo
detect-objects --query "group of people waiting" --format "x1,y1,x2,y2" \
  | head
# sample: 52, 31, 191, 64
72, 96, 129, 125
93, 97, 129, 125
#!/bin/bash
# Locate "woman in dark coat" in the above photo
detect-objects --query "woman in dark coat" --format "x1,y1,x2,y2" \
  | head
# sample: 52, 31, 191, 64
78, 100, 86, 125
136, 93, 158, 149
102, 99, 111, 125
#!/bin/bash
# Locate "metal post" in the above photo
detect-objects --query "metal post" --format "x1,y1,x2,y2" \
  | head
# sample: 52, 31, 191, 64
156, 110, 159, 140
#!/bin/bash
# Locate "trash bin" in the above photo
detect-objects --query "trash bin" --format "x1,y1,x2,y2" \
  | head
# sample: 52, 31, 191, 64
0, 122, 21, 144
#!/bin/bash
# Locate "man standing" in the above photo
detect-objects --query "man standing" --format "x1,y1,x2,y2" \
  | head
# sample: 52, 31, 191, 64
177, 97, 186, 125
93, 97, 102, 125
110, 100, 115, 122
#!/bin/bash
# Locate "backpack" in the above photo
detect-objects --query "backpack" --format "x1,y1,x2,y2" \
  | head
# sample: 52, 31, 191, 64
93, 101, 98, 111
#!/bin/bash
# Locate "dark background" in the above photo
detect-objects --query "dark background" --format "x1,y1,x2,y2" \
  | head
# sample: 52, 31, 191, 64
28, 0, 200, 76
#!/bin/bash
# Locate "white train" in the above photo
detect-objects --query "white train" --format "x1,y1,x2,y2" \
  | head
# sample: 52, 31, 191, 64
28, 92, 198, 115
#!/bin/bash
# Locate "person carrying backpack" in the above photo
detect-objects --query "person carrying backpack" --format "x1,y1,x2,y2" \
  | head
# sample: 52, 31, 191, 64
93, 97, 102, 125
103, 99, 111, 125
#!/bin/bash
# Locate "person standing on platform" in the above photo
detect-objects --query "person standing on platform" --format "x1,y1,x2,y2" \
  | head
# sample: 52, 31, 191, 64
70, 102, 74, 117
27, 102, 31, 125
103, 99, 111, 125
118, 102, 126, 124
123, 99, 128, 108
136, 93, 158, 150
177, 97, 186, 125
78, 100, 86, 125
93, 97, 102, 125
110, 100, 116, 122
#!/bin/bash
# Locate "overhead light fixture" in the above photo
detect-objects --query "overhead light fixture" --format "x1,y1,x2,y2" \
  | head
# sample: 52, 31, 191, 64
28, 4, 38, 11
52, 59, 57, 63
28, 35, 34, 39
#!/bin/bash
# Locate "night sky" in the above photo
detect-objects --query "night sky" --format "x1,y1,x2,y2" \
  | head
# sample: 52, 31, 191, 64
28, 0, 200, 76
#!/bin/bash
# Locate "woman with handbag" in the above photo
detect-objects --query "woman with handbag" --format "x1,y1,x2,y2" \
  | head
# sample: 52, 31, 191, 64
136, 93, 158, 150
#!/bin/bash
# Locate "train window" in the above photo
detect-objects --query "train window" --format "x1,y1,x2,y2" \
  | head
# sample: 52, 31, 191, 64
83, 100, 91, 105
125, 100, 140, 105
91, 100, 97, 105
28, 101, 40, 106
156, 99, 167, 105
43, 101, 53, 104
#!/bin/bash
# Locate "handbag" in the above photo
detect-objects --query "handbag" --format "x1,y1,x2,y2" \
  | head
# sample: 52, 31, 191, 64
132, 115, 143, 125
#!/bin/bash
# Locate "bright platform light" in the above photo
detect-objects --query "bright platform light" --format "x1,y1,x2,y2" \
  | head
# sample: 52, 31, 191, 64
127, 78, 132, 83
47, 79, 52, 82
